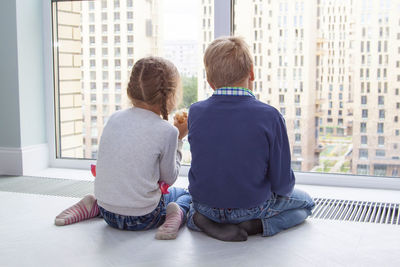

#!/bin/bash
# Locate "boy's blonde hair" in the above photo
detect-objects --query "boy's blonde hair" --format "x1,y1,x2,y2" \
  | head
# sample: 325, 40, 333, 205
204, 36, 253, 89
127, 56, 181, 120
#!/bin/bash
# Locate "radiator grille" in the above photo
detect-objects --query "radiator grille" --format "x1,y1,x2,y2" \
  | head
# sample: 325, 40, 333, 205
1, 176, 399, 225
311, 198, 400, 225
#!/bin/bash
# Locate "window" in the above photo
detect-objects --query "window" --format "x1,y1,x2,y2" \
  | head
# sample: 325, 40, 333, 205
357, 164, 369, 175
293, 146, 302, 156
361, 136, 367, 145
379, 110, 385, 119
359, 149, 368, 159
127, 59, 133, 68
51, 0, 399, 181
374, 165, 387, 176
362, 109, 368, 118
127, 23, 133, 32
114, 12, 120, 21
376, 150, 385, 157
378, 136, 385, 146
295, 133, 301, 142
52, 0, 201, 161
361, 95, 367, 105
360, 122, 367, 133
114, 59, 120, 68
377, 123, 384, 134
378, 96, 384, 105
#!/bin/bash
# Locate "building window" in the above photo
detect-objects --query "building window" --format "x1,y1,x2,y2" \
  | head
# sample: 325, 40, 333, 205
291, 161, 302, 171
378, 136, 385, 146
114, 47, 120, 57
114, 36, 120, 44
295, 133, 301, 142
357, 164, 369, 175
378, 96, 384, 105
361, 95, 367, 105
293, 146, 302, 156
127, 23, 134, 32
114, 24, 120, 33
115, 59, 121, 68
379, 110, 385, 119
377, 123, 384, 134
359, 149, 368, 160
362, 109, 368, 118
115, 71, 121, 80
361, 136, 367, 145
127, 47, 133, 56
374, 165, 387, 176
360, 122, 367, 133
376, 150, 385, 157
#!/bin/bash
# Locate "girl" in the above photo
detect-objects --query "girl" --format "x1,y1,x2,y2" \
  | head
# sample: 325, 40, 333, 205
55, 57, 191, 240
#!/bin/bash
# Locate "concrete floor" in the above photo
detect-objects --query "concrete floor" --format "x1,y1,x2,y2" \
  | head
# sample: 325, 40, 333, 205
1, 183, 400, 267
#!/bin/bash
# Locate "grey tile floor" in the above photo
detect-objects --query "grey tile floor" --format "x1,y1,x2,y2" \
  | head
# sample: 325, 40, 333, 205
1, 178, 400, 267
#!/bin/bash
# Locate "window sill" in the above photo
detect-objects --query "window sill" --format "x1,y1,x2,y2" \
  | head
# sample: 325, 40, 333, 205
25, 168, 400, 203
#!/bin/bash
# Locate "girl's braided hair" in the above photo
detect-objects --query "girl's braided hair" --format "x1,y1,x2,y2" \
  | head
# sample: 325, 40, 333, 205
127, 56, 181, 120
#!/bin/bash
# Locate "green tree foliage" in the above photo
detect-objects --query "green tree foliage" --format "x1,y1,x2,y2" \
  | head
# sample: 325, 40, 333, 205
179, 76, 198, 109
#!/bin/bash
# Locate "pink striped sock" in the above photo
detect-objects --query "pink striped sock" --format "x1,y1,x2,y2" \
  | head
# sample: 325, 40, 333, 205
55, 194, 99, 226
155, 202, 184, 240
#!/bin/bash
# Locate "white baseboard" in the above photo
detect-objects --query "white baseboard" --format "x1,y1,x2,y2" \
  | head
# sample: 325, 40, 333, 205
0, 144, 48, 176
0, 147, 23, 175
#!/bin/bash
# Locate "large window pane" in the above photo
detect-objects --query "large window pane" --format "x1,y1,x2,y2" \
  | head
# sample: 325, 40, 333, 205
52, 0, 200, 160
232, 0, 400, 177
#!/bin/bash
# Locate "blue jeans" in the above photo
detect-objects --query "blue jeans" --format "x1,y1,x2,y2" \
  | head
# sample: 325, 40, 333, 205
187, 188, 314, 236
99, 187, 191, 231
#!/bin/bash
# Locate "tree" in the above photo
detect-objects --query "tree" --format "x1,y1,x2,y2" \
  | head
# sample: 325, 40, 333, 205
179, 76, 198, 109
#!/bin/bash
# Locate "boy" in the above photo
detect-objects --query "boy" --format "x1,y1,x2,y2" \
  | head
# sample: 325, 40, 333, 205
186, 37, 315, 241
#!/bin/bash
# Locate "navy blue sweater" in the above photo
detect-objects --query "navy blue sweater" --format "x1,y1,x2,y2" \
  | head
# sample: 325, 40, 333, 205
188, 95, 295, 208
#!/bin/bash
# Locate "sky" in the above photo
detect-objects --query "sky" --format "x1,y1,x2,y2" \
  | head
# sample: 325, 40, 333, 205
162, 0, 200, 42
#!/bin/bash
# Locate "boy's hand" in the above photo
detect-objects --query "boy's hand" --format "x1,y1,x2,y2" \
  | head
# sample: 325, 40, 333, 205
174, 111, 188, 140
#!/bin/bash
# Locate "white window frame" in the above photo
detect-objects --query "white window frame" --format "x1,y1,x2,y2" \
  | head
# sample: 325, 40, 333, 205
43, 0, 400, 190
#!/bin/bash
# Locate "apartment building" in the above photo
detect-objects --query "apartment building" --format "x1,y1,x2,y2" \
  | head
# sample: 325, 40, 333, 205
351, 0, 400, 176
81, 0, 161, 158
199, 0, 399, 176
198, 0, 215, 101
164, 40, 198, 77
230, 0, 318, 171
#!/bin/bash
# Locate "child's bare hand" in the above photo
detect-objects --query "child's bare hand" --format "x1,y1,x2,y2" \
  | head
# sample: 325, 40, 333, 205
174, 111, 188, 140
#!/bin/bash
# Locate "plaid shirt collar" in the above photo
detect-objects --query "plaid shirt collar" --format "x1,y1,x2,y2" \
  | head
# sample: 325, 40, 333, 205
213, 87, 255, 98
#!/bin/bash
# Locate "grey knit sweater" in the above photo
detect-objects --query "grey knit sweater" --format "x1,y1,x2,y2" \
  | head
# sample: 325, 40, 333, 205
94, 107, 182, 216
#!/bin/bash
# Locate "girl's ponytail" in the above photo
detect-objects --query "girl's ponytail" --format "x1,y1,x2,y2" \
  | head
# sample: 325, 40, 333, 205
159, 67, 169, 120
